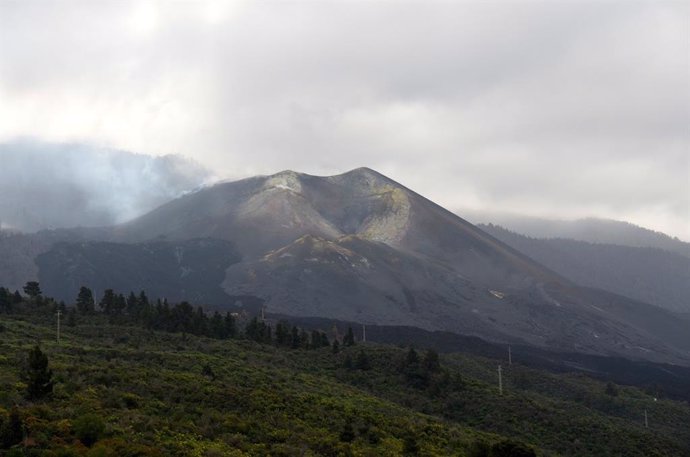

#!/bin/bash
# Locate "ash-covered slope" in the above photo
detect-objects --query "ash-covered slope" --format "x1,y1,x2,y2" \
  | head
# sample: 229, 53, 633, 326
224, 234, 506, 341
109, 168, 690, 363
3, 168, 689, 364
116, 168, 564, 290
480, 224, 690, 313
36, 238, 241, 305
224, 233, 690, 363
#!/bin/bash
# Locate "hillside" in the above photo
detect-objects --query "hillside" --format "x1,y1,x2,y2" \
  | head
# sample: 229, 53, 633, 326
36, 238, 242, 305
1, 169, 689, 364
463, 212, 690, 258
1, 304, 689, 456
480, 224, 690, 314
114, 168, 562, 288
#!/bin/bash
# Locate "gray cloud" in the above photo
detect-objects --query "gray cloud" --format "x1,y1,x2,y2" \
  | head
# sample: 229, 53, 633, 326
0, 139, 212, 231
0, 1, 687, 239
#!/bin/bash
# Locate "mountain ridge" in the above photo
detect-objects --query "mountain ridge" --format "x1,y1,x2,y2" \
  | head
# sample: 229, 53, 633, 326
480, 223, 690, 314
462, 211, 690, 256
1, 168, 689, 365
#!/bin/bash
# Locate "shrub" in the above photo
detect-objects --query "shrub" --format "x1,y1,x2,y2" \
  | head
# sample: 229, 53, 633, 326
73, 414, 106, 447
490, 439, 537, 457
605, 382, 619, 397
25, 345, 54, 400
0, 407, 23, 448
339, 421, 355, 442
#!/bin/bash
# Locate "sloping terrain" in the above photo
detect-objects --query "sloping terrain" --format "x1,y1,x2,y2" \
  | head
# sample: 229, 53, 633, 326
463, 212, 690, 258
35, 238, 241, 305
2, 310, 690, 456
112, 168, 690, 363
1, 168, 689, 365
115, 168, 566, 289
0, 229, 89, 292
223, 233, 690, 364
480, 224, 690, 313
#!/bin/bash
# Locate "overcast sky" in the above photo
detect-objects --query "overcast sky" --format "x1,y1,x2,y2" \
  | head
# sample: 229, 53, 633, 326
0, 0, 688, 239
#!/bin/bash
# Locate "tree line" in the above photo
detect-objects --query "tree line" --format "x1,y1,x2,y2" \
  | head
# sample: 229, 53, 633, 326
0, 282, 358, 352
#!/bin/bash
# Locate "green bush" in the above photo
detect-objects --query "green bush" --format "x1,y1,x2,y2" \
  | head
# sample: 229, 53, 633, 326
490, 439, 537, 457
73, 414, 106, 447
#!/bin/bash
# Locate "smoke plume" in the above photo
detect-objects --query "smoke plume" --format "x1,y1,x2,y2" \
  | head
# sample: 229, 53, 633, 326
0, 139, 213, 232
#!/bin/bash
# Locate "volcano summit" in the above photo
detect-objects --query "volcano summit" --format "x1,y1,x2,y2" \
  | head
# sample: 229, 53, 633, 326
5, 168, 689, 364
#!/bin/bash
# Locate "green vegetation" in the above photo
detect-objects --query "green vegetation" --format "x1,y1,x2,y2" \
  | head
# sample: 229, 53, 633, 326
24, 345, 54, 401
0, 284, 689, 456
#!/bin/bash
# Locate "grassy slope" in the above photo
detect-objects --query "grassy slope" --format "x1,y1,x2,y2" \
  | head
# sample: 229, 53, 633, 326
0, 315, 689, 456
0, 316, 499, 457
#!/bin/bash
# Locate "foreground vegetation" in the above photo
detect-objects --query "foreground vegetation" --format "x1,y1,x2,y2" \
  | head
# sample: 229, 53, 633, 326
1, 287, 689, 456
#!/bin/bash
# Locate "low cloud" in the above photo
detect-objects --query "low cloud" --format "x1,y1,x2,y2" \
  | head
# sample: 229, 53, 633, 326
0, 139, 212, 231
0, 1, 687, 239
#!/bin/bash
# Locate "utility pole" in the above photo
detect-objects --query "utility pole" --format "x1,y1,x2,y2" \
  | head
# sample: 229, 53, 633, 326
362, 324, 366, 343
644, 409, 648, 428
261, 306, 265, 322
498, 365, 503, 395
508, 345, 512, 365
56, 310, 61, 344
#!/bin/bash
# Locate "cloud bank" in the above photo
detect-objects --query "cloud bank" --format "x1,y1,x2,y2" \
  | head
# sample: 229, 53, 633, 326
0, 1, 687, 239
0, 140, 212, 231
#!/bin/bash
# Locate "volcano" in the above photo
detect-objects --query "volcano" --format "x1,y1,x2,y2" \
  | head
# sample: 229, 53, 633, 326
6, 168, 689, 364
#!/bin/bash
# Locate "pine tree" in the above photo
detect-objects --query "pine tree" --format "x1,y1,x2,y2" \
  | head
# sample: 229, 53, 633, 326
114, 293, 127, 316
224, 312, 236, 339
423, 349, 441, 372
76, 286, 95, 314
605, 381, 619, 397
245, 317, 260, 341
99, 289, 116, 314
275, 322, 289, 346
25, 345, 54, 400
194, 306, 208, 336
138, 290, 149, 307
0, 287, 11, 313
343, 326, 355, 346
332, 339, 340, 354
405, 347, 419, 366
403, 347, 428, 389
320, 332, 330, 348
310, 330, 321, 349
355, 349, 371, 370
67, 308, 77, 327
126, 291, 139, 316
210, 311, 224, 339
291, 326, 301, 349
23, 281, 41, 299
300, 329, 310, 349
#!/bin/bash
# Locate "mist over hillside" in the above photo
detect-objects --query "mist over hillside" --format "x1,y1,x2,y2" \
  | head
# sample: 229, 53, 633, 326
462, 210, 690, 257
480, 224, 690, 314
0, 139, 213, 232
